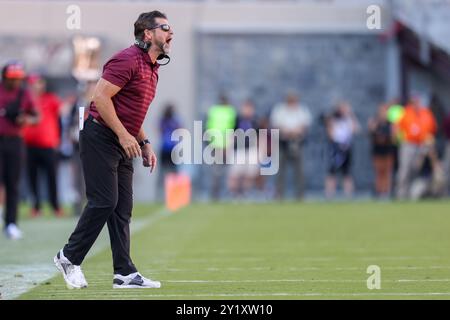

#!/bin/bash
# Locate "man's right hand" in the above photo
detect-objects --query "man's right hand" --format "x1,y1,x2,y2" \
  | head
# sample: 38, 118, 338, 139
119, 132, 142, 159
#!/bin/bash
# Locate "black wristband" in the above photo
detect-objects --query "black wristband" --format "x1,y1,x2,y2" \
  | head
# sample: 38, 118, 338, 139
139, 139, 150, 148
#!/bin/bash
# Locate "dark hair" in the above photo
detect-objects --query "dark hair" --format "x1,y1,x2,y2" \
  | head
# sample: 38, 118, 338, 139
134, 11, 167, 40
162, 103, 175, 119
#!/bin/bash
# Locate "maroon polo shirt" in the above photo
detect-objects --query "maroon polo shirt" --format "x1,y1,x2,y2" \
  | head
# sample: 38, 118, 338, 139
0, 84, 35, 136
89, 45, 160, 137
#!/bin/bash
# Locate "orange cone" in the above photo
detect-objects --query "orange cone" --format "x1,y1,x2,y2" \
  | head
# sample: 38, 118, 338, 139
165, 173, 191, 212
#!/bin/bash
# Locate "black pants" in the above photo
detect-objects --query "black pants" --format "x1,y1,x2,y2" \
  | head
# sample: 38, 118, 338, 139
26, 146, 60, 211
63, 117, 137, 276
0, 136, 23, 228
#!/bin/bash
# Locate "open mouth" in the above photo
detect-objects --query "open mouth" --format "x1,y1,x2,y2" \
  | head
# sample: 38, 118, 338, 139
166, 38, 173, 45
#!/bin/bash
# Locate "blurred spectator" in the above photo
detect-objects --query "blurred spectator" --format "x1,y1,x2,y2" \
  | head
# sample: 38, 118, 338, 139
409, 141, 446, 200
158, 103, 182, 201
205, 94, 237, 200
23, 73, 63, 217
254, 114, 272, 197
68, 80, 96, 216
386, 99, 405, 195
443, 112, 450, 195
228, 100, 259, 198
368, 103, 396, 198
0, 61, 39, 239
324, 102, 360, 198
395, 95, 437, 199
270, 91, 312, 200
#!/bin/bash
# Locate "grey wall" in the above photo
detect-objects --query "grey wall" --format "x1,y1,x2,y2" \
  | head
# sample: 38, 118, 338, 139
196, 33, 387, 191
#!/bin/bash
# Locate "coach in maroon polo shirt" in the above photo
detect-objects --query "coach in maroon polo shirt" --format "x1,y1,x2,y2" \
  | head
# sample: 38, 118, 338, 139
54, 11, 173, 289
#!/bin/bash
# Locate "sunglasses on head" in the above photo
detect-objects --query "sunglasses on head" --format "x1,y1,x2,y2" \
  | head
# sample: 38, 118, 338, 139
149, 24, 171, 32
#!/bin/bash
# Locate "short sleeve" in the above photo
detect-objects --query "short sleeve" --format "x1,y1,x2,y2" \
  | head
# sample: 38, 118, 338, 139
101, 53, 135, 88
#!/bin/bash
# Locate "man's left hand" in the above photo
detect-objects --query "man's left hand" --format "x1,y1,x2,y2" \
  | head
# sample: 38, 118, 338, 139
142, 143, 157, 173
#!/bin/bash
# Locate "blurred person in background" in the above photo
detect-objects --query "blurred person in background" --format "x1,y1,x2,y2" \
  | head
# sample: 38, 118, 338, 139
368, 103, 396, 199
228, 100, 259, 199
254, 114, 273, 198
205, 94, 237, 201
158, 103, 182, 201
270, 91, 312, 200
386, 99, 405, 195
442, 111, 450, 195
395, 94, 437, 199
409, 140, 446, 200
0, 61, 39, 239
324, 102, 360, 199
68, 80, 97, 216
23, 73, 63, 217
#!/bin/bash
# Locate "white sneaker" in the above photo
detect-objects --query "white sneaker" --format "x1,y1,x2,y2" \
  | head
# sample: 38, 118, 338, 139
53, 249, 88, 289
5, 223, 23, 240
113, 272, 161, 289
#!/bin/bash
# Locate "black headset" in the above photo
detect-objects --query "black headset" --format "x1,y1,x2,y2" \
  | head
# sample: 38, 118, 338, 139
134, 39, 170, 66
134, 39, 150, 52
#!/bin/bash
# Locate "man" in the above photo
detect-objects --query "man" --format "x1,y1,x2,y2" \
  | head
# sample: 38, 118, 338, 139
227, 100, 259, 198
324, 102, 360, 198
0, 61, 38, 239
23, 73, 63, 218
54, 11, 174, 289
205, 94, 237, 200
158, 103, 182, 200
395, 94, 437, 199
270, 91, 312, 199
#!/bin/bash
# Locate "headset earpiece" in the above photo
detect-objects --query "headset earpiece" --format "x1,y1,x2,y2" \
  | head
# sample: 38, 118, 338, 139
134, 39, 150, 52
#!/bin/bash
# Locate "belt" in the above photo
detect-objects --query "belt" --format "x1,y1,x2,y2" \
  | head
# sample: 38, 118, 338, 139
88, 114, 102, 126
87, 114, 116, 137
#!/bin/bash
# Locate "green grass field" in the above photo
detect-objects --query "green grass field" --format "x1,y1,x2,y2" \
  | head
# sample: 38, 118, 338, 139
3, 201, 450, 299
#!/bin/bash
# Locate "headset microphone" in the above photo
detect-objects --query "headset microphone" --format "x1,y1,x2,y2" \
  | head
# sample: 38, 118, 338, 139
156, 54, 170, 66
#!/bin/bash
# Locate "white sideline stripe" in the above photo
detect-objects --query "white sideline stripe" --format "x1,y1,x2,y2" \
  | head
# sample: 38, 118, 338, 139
1, 207, 170, 300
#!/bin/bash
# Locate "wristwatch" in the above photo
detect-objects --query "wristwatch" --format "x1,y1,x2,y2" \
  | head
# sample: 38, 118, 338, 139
139, 139, 150, 148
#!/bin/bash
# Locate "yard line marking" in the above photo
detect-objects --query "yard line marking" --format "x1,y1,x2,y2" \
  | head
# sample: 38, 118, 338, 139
161, 279, 450, 283
397, 279, 450, 282
82, 278, 450, 284
162, 279, 364, 283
